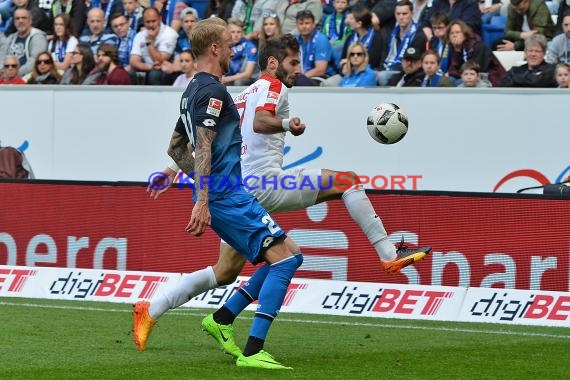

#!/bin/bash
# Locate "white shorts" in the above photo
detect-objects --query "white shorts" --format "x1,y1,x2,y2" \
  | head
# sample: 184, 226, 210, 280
244, 167, 322, 213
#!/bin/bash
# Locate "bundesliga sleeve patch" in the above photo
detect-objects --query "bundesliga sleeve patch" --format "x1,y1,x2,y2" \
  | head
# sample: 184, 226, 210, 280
206, 98, 223, 117
266, 91, 279, 104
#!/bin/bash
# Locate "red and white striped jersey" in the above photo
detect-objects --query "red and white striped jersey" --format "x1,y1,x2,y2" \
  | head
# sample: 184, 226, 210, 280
234, 74, 290, 176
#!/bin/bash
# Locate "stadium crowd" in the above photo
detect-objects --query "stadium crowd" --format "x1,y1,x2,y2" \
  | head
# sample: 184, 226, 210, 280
0, 0, 568, 87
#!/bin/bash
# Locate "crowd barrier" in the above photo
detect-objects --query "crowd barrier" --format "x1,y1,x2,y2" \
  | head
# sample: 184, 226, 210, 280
0, 86, 567, 193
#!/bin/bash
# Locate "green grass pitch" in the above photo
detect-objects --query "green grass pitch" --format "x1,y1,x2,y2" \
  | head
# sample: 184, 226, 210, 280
1, 297, 569, 379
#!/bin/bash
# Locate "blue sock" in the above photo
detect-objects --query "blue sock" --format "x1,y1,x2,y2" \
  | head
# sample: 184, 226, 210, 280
224, 263, 270, 317
225, 253, 303, 319
249, 254, 302, 341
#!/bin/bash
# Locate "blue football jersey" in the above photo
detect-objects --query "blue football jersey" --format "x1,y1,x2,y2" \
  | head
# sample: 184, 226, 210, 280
175, 72, 243, 201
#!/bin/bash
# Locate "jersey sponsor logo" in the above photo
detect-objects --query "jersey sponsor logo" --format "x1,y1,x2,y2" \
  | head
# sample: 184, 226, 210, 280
202, 119, 216, 127
206, 98, 223, 117
266, 91, 279, 104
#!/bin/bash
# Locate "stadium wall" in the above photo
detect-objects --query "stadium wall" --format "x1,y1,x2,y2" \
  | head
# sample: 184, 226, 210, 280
0, 86, 567, 193
1, 181, 568, 293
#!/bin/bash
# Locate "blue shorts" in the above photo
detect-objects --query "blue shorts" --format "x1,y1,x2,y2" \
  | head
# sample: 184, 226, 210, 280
209, 189, 286, 264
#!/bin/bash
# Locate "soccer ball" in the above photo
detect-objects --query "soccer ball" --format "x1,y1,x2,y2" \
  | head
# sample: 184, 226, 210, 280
366, 103, 408, 145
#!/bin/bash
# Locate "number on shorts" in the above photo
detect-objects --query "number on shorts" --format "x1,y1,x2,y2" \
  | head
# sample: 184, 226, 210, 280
262, 214, 281, 234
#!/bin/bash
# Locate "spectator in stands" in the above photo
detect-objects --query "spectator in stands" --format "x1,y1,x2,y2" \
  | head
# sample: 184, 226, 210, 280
110, 12, 134, 70
84, 43, 131, 84
500, 33, 557, 86
0, 55, 25, 83
222, 17, 257, 85
129, 7, 177, 85
412, 0, 431, 24
161, 7, 198, 75
546, 11, 570, 64
86, 0, 124, 33
49, 0, 87, 37
497, 0, 555, 51
171, 47, 194, 87
48, 13, 78, 71
367, 0, 397, 33
122, 0, 144, 32
258, 10, 282, 50
294, 9, 335, 85
205, 0, 234, 21
555, 62, 570, 87
230, 0, 276, 38
457, 59, 492, 86
322, 0, 352, 67
388, 46, 425, 86
555, 1, 569, 36
80, 7, 119, 54
174, 6, 197, 54
277, 0, 322, 35
0, 8, 48, 76
27, 50, 61, 83
420, 49, 454, 86
0, 1, 13, 30
441, 19, 491, 84
427, 11, 449, 58
342, 5, 384, 70
420, 0, 482, 40
378, 0, 427, 86
60, 42, 96, 83
480, 0, 503, 25
339, 42, 377, 87
5, 0, 50, 34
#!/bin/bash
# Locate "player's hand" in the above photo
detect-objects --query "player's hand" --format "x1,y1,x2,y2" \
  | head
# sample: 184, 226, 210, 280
496, 40, 514, 51
147, 167, 178, 199
185, 199, 211, 236
288, 117, 306, 136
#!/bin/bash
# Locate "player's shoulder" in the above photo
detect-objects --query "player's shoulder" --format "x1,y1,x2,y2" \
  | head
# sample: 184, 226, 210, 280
192, 72, 228, 97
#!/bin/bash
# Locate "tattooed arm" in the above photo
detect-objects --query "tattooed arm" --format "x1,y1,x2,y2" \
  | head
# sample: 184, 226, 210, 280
185, 126, 216, 236
167, 126, 194, 175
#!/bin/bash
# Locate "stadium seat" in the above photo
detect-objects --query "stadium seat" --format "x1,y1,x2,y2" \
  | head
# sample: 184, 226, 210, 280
482, 16, 507, 48
493, 50, 526, 71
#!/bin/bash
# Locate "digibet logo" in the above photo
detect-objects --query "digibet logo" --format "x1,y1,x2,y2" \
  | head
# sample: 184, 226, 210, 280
193, 280, 308, 307
469, 292, 570, 322
322, 286, 454, 316
49, 271, 169, 300
0, 268, 37, 293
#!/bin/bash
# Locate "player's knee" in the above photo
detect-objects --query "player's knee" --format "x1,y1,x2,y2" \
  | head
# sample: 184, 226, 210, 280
212, 265, 240, 285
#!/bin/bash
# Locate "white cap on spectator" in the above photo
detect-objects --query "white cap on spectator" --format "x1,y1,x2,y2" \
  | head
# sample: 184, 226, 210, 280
180, 7, 200, 21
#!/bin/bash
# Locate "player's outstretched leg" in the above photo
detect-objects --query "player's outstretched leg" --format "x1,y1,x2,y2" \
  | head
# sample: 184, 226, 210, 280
132, 266, 218, 350
332, 172, 431, 274
382, 237, 432, 274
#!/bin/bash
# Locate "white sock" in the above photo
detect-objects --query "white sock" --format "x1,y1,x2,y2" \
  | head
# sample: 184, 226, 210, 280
148, 266, 217, 320
342, 185, 397, 262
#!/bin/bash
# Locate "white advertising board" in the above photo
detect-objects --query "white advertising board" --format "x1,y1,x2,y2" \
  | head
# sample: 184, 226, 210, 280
3, 265, 569, 327
0, 87, 567, 192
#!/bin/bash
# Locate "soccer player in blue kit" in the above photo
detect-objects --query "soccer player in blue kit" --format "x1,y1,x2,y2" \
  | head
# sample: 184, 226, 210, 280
134, 18, 303, 369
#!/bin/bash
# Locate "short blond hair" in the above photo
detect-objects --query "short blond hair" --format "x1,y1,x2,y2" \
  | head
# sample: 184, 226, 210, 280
190, 18, 227, 58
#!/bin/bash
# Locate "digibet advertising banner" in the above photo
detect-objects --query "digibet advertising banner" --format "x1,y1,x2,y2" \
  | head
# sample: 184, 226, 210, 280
0, 181, 568, 292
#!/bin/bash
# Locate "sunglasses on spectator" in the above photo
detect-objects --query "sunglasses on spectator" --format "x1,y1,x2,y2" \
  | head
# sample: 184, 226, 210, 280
37, 59, 52, 65
70, 51, 82, 55
349, 52, 364, 57
4, 64, 18, 68
262, 10, 278, 18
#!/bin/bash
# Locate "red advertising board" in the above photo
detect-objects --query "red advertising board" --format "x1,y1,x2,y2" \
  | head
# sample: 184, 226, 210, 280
0, 181, 568, 291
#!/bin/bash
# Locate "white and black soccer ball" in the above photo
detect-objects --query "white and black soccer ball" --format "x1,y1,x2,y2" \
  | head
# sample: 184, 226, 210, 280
366, 103, 408, 145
